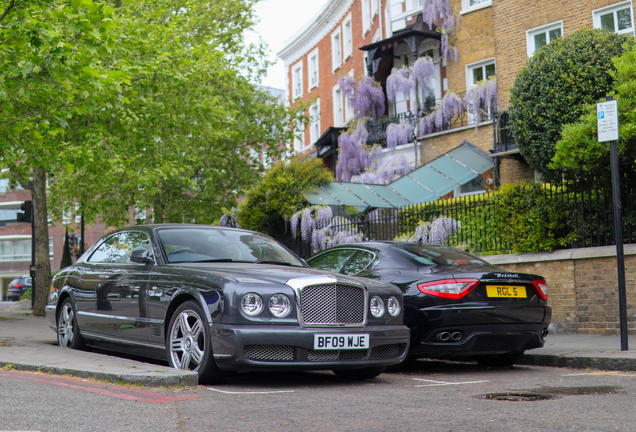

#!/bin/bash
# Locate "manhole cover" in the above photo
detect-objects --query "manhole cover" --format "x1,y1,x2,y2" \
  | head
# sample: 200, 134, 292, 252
481, 392, 556, 401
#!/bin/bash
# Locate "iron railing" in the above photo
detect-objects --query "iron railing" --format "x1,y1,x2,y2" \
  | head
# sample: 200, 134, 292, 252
291, 180, 636, 259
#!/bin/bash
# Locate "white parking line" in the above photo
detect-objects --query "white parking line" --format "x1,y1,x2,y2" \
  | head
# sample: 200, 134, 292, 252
564, 372, 636, 377
208, 387, 295, 395
412, 378, 490, 387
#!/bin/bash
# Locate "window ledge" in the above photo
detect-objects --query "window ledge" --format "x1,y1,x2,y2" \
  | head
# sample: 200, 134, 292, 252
460, 2, 492, 15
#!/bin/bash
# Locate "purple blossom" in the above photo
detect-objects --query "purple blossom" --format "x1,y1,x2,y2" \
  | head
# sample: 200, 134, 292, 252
464, 79, 497, 125
290, 212, 300, 238
300, 207, 315, 241
351, 76, 386, 119
338, 75, 356, 101
336, 121, 372, 182
422, 0, 459, 63
386, 67, 413, 103
315, 205, 333, 227
419, 91, 463, 136
410, 56, 435, 103
403, 216, 459, 244
386, 123, 413, 151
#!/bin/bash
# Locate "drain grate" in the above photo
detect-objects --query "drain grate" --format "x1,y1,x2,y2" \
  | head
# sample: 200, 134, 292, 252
480, 386, 622, 401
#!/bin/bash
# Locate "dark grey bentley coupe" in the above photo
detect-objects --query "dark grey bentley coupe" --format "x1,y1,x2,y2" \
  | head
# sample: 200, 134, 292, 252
46, 225, 410, 383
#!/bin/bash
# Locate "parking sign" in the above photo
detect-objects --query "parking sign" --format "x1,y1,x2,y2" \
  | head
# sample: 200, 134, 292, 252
597, 100, 619, 142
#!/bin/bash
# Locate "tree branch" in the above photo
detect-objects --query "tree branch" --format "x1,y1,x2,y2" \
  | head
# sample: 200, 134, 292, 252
0, 103, 71, 129
0, 0, 15, 25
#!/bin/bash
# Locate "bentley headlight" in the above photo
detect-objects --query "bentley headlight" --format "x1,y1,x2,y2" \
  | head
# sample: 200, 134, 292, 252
241, 293, 263, 316
387, 296, 401, 317
370, 296, 385, 318
268, 293, 292, 318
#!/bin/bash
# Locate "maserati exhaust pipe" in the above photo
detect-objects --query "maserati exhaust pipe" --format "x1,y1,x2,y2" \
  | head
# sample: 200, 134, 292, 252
437, 332, 451, 341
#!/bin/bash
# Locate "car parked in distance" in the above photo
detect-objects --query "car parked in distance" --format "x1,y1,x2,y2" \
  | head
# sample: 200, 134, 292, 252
307, 242, 551, 367
46, 225, 410, 383
6, 276, 32, 301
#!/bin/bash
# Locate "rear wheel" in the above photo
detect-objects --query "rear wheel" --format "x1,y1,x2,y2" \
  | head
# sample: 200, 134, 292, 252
57, 298, 84, 349
167, 300, 225, 384
476, 350, 525, 367
332, 366, 386, 380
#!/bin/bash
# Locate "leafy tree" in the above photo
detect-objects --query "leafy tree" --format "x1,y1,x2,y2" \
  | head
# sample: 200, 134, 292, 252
46, 0, 302, 227
551, 43, 636, 181
0, 0, 126, 316
60, 229, 73, 269
237, 157, 333, 248
509, 28, 633, 180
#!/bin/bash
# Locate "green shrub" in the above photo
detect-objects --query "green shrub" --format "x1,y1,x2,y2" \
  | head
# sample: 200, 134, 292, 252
237, 157, 333, 247
509, 28, 634, 180
20, 288, 31, 301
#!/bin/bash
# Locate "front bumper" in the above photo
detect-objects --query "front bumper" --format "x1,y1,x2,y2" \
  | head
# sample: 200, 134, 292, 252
210, 324, 411, 372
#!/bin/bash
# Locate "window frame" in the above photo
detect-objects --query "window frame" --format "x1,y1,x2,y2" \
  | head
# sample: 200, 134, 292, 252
332, 84, 344, 127
460, 0, 492, 14
343, 13, 353, 61
291, 61, 303, 99
293, 128, 306, 153
465, 58, 496, 124
331, 27, 342, 71
593, 1, 635, 35
344, 69, 355, 123
308, 48, 319, 91
371, 0, 379, 18
361, 0, 371, 35
309, 98, 321, 144
526, 21, 563, 56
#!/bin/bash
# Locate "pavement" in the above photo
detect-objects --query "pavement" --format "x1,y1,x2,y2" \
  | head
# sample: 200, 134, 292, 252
2, 300, 636, 387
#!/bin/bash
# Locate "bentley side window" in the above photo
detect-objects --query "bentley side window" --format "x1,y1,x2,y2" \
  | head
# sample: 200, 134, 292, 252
87, 232, 152, 264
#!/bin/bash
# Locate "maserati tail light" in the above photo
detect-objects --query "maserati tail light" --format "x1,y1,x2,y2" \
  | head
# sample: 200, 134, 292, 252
417, 278, 480, 299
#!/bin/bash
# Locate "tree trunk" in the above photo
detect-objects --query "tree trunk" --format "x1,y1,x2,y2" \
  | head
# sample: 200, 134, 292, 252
32, 165, 51, 317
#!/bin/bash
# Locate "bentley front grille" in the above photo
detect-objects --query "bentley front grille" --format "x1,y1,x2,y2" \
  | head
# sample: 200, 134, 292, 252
300, 284, 365, 326
244, 345, 294, 362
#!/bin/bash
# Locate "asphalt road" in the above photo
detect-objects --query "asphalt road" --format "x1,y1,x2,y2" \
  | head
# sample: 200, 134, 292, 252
1, 360, 634, 432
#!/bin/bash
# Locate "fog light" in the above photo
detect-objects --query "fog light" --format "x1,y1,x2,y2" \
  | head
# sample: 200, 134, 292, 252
387, 296, 401, 317
269, 294, 291, 318
241, 293, 263, 316
370, 296, 385, 318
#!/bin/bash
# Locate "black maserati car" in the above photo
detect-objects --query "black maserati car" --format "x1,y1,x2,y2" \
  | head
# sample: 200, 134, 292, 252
307, 242, 551, 366
46, 225, 410, 383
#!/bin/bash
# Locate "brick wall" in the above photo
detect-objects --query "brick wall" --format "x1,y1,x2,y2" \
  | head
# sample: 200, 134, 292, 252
418, 122, 494, 164
492, 0, 635, 109
286, 0, 387, 155
498, 157, 535, 184
485, 245, 636, 335
446, 0, 495, 95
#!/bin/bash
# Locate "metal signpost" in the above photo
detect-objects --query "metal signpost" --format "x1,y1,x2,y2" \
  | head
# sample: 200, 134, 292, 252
597, 96, 628, 351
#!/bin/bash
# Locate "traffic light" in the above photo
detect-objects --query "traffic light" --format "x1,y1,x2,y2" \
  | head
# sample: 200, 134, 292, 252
17, 201, 33, 223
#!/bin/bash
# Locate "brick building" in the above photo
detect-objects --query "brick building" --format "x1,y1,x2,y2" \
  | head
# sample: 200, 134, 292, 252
278, 0, 635, 190
0, 180, 106, 301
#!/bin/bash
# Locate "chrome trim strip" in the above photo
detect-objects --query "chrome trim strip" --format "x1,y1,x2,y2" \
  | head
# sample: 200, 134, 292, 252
213, 354, 233, 358
285, 275, 337, 290
77, 311, 163, 324
79, 331, 165, 349
45, 305, 56, 312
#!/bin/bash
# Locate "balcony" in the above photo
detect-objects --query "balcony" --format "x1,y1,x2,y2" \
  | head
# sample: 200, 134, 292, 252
366, 92, 485, 147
